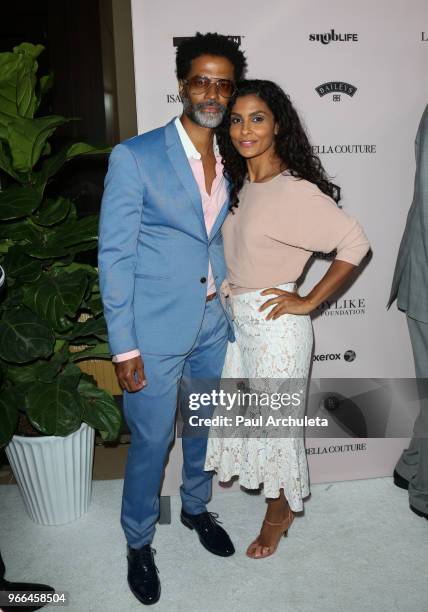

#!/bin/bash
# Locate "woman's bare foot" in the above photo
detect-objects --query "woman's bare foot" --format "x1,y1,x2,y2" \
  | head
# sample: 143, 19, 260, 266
246, 490, 294, 559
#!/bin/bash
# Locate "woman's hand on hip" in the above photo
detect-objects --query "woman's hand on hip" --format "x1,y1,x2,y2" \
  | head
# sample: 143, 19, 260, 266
258, 288, 314, 319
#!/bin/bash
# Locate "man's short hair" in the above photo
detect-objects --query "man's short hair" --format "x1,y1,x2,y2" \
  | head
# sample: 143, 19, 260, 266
176, 32, 247, 81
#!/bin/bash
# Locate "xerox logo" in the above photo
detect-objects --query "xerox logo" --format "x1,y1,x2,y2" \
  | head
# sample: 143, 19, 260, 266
309, 29, 358, 44
313, 350, 357, 362
315, 82, 357, 100
313, 353, 340, 362
173, 36, 243, 47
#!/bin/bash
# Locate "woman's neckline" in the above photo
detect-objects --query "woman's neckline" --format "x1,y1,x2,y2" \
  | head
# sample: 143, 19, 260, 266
246, 170, 291, 185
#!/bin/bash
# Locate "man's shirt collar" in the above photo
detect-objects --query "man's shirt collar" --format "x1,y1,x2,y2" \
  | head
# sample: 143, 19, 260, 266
174, 116, 220, 160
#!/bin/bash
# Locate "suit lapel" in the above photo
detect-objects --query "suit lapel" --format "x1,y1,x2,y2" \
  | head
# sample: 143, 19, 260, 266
209, 192, 231, 241
164, 119, 207, 239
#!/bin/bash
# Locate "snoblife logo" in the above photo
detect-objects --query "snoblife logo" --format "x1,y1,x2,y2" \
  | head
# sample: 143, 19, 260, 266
309, 29, 358, 44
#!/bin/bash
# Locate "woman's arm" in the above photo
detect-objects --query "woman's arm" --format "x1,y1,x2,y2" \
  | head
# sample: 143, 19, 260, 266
259, 260, 358, 320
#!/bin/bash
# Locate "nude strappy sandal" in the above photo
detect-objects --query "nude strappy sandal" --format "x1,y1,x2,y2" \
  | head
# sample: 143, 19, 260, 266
246, 506, 294, 559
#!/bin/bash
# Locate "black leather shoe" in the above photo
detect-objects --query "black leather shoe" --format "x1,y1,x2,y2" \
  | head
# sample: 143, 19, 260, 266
181, 509, 235, 557
410, 505, 428, 520
127, 545, 160, 605
0, 579, 54, 611
393, 470, 409, 490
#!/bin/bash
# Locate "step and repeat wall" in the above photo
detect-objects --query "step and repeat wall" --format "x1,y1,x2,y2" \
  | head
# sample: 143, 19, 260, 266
129, 0, 427, 488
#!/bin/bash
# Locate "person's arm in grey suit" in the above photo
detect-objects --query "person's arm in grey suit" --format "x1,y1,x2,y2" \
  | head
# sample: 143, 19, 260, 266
415, 105, 428, 223
388, 104, 428, 309
98, 143, 146, 391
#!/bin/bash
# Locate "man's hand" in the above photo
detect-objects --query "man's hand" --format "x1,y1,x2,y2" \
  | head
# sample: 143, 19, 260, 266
114, 356, 147, 392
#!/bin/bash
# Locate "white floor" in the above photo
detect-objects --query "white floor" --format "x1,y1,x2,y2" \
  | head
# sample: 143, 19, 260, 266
0, 477, 427, 612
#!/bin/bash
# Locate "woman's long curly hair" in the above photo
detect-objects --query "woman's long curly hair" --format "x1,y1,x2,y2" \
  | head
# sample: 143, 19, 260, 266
216, 79, 341, 210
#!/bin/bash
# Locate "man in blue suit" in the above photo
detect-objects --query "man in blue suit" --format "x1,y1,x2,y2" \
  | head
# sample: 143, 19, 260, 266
98, 33, 246, 605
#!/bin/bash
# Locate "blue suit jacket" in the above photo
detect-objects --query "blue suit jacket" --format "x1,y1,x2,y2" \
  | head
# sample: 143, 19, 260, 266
98, 118, 234, 356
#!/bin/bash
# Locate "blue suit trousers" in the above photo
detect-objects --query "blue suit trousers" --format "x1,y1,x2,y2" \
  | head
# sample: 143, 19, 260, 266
120, 297, 228, 547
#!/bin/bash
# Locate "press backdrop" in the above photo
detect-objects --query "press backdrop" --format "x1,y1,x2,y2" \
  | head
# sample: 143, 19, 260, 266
128, 0, 428, 488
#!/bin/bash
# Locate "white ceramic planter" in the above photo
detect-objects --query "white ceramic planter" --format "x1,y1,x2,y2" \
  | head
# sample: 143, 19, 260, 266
5, 422, 95, 526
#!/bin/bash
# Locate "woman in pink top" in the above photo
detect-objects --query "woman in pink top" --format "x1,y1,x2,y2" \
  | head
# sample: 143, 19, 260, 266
205, 80, 370, 559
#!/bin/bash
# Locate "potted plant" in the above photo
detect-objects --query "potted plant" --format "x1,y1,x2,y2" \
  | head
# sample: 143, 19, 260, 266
0, 43, 121, 525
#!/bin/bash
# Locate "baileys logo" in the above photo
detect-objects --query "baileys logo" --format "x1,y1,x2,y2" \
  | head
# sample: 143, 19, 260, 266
315, 82, 357, 98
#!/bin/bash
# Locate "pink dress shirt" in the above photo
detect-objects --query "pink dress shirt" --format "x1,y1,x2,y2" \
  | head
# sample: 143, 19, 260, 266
112, 117, 227, 363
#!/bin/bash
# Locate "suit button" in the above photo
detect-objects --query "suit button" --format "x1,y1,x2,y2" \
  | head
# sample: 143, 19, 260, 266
200, 277, 207, 283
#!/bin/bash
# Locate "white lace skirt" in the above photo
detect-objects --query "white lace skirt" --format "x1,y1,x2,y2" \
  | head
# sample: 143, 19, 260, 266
204, 283, 313, 511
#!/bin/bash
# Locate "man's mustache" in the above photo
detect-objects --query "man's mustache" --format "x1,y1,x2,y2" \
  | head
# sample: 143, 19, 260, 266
194, 101, 226, 113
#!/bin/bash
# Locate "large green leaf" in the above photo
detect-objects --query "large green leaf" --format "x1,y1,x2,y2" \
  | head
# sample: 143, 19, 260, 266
5, 343, 69, 385
68, 241, 97, 256
41, 142, 51, 157
69, 343, 111, 362
35, 73, 54, 112
0, 219, 41, 242
32, 197, 71, 226
57, 215, 98, 247
0, 306, 55, 363
68, 315, 108, 342
0, 184, 43, 220
37, 346, 69, 382
21, 238, 70, 259
36, 142, 111, 186
22, 209, 96, 259
0, 389, 20, 447
0, 241, 12, 254
70, 336, 98, 347
13, 43, 45, 59
17, 220, 72, 260
85, 295, 104, 317
2, 246, 43, 282
39, 73, 53, 98
5, 360, 44, 385
49, 254, 74, 267
66, 142, 111, 158
0, 142, 20, 180
0, 282, 23, 311
22, 268, 88, 331
26, 370, 82, 436
79, 374, 121, 441
59, 261, 98, 279
0, 43, 43, 126
7, 115, 73, 173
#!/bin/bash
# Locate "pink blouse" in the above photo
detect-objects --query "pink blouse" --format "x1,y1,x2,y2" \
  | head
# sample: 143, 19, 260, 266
222, 172, 370, 295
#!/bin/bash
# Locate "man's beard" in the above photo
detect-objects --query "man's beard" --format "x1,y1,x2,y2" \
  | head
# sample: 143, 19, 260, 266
182, 96, 226, 128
